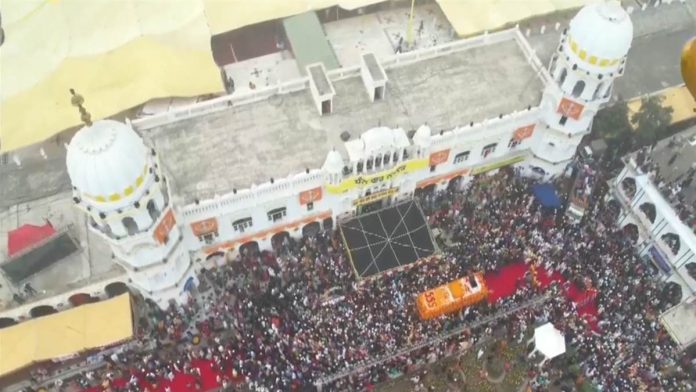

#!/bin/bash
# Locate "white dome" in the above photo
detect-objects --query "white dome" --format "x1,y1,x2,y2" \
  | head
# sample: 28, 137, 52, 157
66, 120, 149, 201
360, 127, 409, 155
412, 125, 432, 147
569, 1, 633, 60
322, 149, 344, 173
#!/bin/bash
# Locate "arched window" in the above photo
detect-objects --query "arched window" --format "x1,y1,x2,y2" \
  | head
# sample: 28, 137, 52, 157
571, 80, 585, 98
622, 223, 639, 244
122, 217, 138, 236
661, 233, 681, 255
620, 177, 636, 199
147, 199, 160, 222
558, 68, 567, 86
639, 202, 656, 223
593, 82, 604, 100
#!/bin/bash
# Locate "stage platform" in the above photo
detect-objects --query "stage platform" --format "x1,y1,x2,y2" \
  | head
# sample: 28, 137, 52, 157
340, 201, 436, 279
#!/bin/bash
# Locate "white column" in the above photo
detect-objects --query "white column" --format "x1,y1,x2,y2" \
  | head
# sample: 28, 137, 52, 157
153, 190, 166, 211
108, 219, 128, 237
132, 210, 154, 231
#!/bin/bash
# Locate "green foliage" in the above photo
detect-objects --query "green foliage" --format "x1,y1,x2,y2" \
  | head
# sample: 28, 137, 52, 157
631, 95, 674, 145
592, 100, 632, 144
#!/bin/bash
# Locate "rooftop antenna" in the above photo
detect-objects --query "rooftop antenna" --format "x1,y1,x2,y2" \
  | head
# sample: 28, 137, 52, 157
70, 88, 92, 126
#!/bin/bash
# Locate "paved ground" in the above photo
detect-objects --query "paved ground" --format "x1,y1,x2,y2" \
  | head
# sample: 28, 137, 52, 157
325, 2, 455, 67
0, 192, 121, 311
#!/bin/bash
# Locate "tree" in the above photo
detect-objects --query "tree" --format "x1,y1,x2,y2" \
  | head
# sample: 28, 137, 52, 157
631, 95, 674, 146
592, 100, 632, 145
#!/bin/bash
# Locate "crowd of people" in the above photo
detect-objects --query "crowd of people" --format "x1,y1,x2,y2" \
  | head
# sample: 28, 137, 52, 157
31, 168, 695, 392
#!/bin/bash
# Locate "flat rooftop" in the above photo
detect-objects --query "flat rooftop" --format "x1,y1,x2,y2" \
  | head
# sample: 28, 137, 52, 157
147, 34, 543, 204
0, 193, 122, 312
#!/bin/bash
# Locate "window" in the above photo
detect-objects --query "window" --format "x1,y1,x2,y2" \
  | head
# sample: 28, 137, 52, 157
232, 217, 253, 233
307, 202, 314, 211
558, 68, 567, 85
393, 151, 399, 163
366, 158, 373, 170
383, 153, 390, 165
374, 156, 382, 167
481, 143, 497, 158
571, 80, 585, 98
267, 207, 287, 222
202, 233, 215, 244
508, 138, 521, 149
559, 116, 568, 126
402, 149, 409, 160
430, 165, 436, 172
122, 217, 138, 236
454, 151, 469, 164
356, 161, 364, 173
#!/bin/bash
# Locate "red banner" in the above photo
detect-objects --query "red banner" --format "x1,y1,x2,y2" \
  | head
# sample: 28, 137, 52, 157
154, 209, 176, 244
190, 217, 218, 237
429, 149, 450, 166
513, 124, 535, 141
299, 187, 322, 205
557, 98, 584, 120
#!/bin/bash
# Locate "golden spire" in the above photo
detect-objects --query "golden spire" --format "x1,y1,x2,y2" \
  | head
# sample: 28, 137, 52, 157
70, 88, 93, 126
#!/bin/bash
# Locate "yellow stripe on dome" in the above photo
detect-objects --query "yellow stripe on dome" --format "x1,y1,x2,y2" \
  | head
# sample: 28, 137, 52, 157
566, 36, 622, 68
83, 164, 149, 203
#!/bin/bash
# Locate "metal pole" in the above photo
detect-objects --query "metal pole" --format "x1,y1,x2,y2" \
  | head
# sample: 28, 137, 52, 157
407, 0, 416, 46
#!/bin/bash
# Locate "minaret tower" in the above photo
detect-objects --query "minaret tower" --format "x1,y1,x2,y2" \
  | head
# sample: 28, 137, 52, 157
529, 0, 633, 177
66, 90, 196, 308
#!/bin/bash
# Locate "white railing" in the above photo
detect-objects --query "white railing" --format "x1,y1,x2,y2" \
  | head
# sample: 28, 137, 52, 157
513, 28, 553, 86
180, 171, 324, 217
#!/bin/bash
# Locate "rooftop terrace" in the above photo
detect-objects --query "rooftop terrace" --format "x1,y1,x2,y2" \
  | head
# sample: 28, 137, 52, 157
143, 29, 546, 204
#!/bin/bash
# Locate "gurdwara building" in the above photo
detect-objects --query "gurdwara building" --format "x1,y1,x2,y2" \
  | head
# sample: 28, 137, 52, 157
61, 1, 633, 307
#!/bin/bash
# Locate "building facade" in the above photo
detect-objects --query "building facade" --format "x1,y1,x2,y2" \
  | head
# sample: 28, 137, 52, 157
608, 157, 696, 303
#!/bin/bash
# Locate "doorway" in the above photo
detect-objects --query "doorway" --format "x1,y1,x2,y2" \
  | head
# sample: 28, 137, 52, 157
374, 86, 385, 101
321, 99, 332, 115
359, 199, 384, 215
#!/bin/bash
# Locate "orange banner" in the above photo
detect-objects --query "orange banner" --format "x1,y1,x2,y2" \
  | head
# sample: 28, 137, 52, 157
299, 187, 322, 205
429, 149, 450, 166
154, 209, 176, 244
190, 218, 218, 237
557, 98, 584, 120
513, 124, 535, 141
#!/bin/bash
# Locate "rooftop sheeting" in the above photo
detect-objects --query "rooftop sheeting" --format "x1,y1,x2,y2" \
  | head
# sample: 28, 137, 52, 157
627, 85, 696, 127
0, 293, 133, 377
0, 0, 383, 153
283, 12, 340, 74
436, 0, 589, 37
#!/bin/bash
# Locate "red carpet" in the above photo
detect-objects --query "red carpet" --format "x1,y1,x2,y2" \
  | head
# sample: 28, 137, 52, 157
81, 358, 235, 392
484, 262, 599, 331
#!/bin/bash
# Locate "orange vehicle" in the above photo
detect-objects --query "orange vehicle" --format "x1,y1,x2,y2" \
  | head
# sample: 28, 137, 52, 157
416, 273, 488, 320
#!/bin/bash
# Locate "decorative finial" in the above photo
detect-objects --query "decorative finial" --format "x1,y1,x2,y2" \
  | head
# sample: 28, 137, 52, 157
70, 89, 92, 126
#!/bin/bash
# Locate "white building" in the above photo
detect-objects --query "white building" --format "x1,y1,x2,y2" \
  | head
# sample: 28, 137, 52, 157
607, 131, 696, 304
3, 1, 635, 311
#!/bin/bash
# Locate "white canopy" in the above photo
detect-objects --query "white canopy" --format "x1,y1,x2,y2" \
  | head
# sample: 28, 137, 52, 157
533, 323, 566, 359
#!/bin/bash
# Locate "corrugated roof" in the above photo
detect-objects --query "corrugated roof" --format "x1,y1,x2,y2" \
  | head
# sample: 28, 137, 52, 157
283, 12, 340, 75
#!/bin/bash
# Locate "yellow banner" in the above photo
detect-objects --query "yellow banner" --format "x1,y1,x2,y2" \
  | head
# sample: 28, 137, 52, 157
470, 155, 525, 175
327, 159, 428, 194
352, 188, 399, 206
